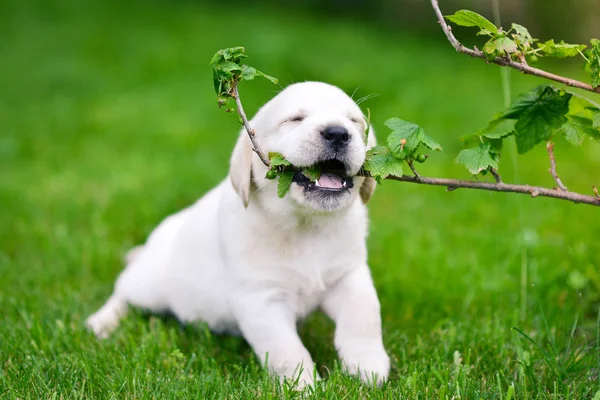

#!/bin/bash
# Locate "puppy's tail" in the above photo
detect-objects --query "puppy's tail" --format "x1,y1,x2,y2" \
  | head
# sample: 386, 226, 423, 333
124, 245, 144, 264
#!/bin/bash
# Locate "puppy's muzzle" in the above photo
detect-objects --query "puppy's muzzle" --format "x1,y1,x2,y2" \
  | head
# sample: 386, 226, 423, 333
322, 125, 349, 152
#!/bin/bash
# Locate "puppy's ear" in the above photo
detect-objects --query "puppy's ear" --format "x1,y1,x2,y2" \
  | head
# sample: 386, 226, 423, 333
360, 177, 377, 204
229, 131, 253, 207
360, 124, 378, 204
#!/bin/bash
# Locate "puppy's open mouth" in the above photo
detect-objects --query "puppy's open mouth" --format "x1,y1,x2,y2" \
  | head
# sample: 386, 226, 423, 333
292, 159, 354, 192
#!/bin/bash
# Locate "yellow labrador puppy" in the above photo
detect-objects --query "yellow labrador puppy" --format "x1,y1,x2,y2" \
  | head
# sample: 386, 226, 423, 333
87, 81, 390, 386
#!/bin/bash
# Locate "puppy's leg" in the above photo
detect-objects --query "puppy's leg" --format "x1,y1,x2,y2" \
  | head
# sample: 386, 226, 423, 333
86, 249, 167, 338
86, 294, 128, 339
321, 266, 390, 385
236, 300, 318, 388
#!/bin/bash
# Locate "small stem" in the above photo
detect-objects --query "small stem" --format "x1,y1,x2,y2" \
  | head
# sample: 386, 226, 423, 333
430, 0, 600, 94
232, 85, 271, 168
490, 168, 502, 183
546, 141, 567, 191
577, 48, 590, 63
407, 160, 421, 179
593, 185, 600, 198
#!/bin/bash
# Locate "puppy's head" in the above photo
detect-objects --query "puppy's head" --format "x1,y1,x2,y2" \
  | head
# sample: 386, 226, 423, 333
230, 82, 377, 213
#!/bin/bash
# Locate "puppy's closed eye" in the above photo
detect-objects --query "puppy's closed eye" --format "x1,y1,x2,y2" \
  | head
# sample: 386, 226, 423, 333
349, 116, 365, 128
286, 115, 306, 123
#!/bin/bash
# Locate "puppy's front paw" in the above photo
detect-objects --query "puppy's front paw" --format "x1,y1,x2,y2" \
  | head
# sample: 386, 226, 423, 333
339, 345, 390, 385
86, 311, 118, 339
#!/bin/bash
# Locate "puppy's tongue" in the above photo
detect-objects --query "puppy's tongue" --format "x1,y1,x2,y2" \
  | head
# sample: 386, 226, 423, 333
317, 172, 344, 189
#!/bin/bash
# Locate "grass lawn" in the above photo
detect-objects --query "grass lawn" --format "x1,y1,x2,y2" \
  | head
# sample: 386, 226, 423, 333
1, 0, 599, 398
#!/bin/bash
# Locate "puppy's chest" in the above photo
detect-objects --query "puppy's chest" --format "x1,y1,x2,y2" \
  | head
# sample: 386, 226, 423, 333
240, 230, 362, 314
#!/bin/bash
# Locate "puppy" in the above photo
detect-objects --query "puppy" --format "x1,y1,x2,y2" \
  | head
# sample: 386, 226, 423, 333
86, 81, 390, 386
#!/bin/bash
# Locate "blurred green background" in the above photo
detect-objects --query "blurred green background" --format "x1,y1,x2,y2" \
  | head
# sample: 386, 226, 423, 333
1, 0, 599, 398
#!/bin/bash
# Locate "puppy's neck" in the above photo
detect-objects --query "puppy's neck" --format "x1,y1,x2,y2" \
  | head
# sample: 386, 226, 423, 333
249, 197, 360, 234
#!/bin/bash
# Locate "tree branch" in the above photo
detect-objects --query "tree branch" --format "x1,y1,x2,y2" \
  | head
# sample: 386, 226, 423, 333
546, 141, 567, 191
379, 174, 600, 207
232, 84, 271, 167
430, 0, 600, 94
231, 84, 599, 207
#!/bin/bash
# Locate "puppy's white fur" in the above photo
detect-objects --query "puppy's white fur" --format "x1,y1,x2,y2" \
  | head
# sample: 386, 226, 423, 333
87, 82, 389, 386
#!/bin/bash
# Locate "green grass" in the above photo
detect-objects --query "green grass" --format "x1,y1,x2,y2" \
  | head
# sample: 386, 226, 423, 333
1, 0, 600, 398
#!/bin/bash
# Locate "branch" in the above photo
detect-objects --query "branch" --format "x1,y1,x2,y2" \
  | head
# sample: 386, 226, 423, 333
232, 84, 271, 167
229, 80, 599, 207
379, 174, 600, 207
546, 141, 567, 191
430, 0, 600, 94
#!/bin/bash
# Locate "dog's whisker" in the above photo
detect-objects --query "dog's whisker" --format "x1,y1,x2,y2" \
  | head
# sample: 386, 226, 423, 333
356, 92, 379, 106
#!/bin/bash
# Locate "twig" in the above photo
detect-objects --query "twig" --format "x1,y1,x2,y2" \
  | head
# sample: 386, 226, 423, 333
490, 167, 502, 183
430, 0, 600, 94
407, 160, 421, 179
546, 141, 567, 191
232, 85, 271, 167
378, 174, 600, 207
593, 185, 599, 198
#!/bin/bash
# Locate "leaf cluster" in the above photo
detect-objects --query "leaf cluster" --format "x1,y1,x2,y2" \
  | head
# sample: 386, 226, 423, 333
445, 10, 599, 87
265, 152, 324, 198
363, 119, 441, 183
457, 85, 600, 175
584, 39, 600, 88
210, 47, 278, 110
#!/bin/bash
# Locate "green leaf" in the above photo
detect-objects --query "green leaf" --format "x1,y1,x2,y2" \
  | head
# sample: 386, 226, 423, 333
445, 10, 497, 34
483, 37, 517, 58
240, 65, 257, 81
460, 119, 515, 148
476, 29, 494, 37
364, 147, 403, 183
511, 23, 533, 48
537, 39, 586, 58
214, 61, 242, 75
559, 118, 586, 146
385, 119, 422, 157
568, 95, 600, 118
268, 152, 291, 167
254, 69, 279, 85
455, 142, 499, 175
480, 119, 516, 139
585, 38, 600, 88
301, 166, 321, 182
502, 85, 571, 119
210, 47, 278, 99
494, 85, 573, 153
497, 85, 572, 153
594, 112, 600, 129
209, 47, 247, 66
514, 111, 566, 154
385, 118, 441, 159
277, 170, 295, 198
239, 65, 278, 84
419, 133, 442, 151
495, 37, 518, 53
559, 115, 600, 145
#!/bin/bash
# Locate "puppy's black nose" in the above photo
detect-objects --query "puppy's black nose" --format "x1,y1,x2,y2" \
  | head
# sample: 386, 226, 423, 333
322, 126, 349, 150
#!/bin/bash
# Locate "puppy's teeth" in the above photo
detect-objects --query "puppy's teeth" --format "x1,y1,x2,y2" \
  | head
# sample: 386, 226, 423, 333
315, 180, 320, 187
342, 181, 347, 187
